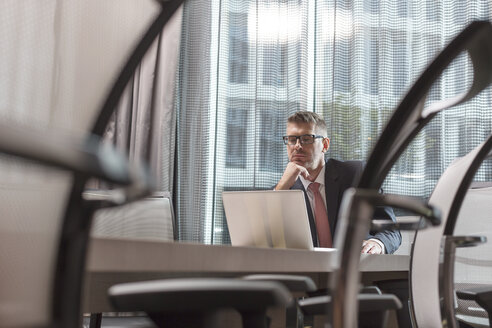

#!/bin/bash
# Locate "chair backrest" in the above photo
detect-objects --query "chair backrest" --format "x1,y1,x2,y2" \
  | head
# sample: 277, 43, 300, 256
410, 137, 492, 327
0, 162, 73, 327
89, 191, 176, 241
0, 1, 182, 326
329, 21, 492, 328
452, 184, 492, 326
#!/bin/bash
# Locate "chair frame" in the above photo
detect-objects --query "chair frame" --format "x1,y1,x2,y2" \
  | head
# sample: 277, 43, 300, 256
0, 1, 184, 327
329, 21, 492, 328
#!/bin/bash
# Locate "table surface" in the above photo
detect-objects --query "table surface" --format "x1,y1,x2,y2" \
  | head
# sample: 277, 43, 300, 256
83, 237, 410, 312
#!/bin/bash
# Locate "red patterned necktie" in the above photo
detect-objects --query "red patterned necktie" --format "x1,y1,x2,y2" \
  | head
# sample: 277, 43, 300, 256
308, 182, 333, 248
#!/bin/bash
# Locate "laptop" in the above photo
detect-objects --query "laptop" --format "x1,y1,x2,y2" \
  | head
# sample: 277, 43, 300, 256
222, 190, 314, 250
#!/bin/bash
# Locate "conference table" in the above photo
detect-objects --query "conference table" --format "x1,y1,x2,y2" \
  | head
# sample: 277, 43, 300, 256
83, 237, 410, 313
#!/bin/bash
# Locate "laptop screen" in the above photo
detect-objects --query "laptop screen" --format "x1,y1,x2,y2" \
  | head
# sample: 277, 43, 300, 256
222, 190, 314, 250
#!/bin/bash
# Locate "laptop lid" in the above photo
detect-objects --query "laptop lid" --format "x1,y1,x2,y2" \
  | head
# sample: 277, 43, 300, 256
222, 190, 314, 250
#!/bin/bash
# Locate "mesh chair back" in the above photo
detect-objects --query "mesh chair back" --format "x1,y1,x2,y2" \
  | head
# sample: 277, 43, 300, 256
90, 192, 176, 241
453, 185, 492, 326
0, 1, 167, 326
0, 165, 73, 327
410, 143, 488, 327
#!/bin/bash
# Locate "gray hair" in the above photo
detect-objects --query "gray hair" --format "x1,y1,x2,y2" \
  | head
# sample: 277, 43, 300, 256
287, 111, 327, 136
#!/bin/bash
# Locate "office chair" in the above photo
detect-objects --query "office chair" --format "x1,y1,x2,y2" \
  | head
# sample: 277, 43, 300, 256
244, 274, 402, 328
0, 120, 152, 328
89, 191, 176, 242
438, 155, 492, 328
242, 274, 318, 328
408, 137, 492, 328
0, 0, 173, 326
324, 21, 492, 328
452, 184, 492, 327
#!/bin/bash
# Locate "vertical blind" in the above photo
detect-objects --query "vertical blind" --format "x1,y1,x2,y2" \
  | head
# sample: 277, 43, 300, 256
175, 0, 492, 244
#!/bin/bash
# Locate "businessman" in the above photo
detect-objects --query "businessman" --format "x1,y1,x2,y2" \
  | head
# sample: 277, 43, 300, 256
275, 111, 401, 254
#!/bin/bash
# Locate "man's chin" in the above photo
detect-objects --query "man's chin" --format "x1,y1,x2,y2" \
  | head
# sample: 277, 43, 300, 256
291, 159, 307, 166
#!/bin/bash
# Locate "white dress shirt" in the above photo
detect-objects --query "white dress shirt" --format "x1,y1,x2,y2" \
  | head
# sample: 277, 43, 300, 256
299, 163, 386, 253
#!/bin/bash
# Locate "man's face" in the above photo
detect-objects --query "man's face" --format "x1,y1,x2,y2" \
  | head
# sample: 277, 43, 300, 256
286, 122, 329, 170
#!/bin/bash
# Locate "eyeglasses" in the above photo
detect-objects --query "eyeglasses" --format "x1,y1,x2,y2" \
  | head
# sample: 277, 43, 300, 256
282, 134, 324, 145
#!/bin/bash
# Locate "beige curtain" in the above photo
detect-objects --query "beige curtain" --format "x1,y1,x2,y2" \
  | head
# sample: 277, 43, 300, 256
104, 6, 183, 192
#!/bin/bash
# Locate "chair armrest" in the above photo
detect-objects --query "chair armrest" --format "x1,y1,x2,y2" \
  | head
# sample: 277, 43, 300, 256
360, 286, 382, 295
457, 286, 492, 325
358, 294, 402, 312
298, 293, 401, 316
350, 190, 441, 231
457, 286, 492, 304
445, 235, 487, 248
109, 278, 292, 313
242, 274, 317, 293
0, 123, 152, 202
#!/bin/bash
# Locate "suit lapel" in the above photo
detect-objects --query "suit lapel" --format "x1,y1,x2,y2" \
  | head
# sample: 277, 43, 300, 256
324, 160, 340, 238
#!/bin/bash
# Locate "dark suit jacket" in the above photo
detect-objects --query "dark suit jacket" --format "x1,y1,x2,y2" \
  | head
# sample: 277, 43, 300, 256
290, 158, 401, 254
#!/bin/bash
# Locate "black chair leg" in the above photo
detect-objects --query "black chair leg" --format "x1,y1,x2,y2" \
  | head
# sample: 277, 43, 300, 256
89, 313, 102, 328
285, 303, 304, 328
377, 279, 412, 328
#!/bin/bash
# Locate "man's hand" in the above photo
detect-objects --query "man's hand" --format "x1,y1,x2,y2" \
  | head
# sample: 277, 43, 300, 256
361, 240, 383, 254
275, 162, 312, 190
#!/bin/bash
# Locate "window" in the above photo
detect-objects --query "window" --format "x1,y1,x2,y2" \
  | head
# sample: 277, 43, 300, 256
425, 0, 441, 22
228, 12, 249, 84
263, 44, 288, 87
364, 28, 379, 95
176, 0, 492, 243
226, 102, 249, 168
397, 2, 408, 17
257, 101, 297, 172
364, 0, 379, 14
333, 40, 351, 93
392, 31, 408, 96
